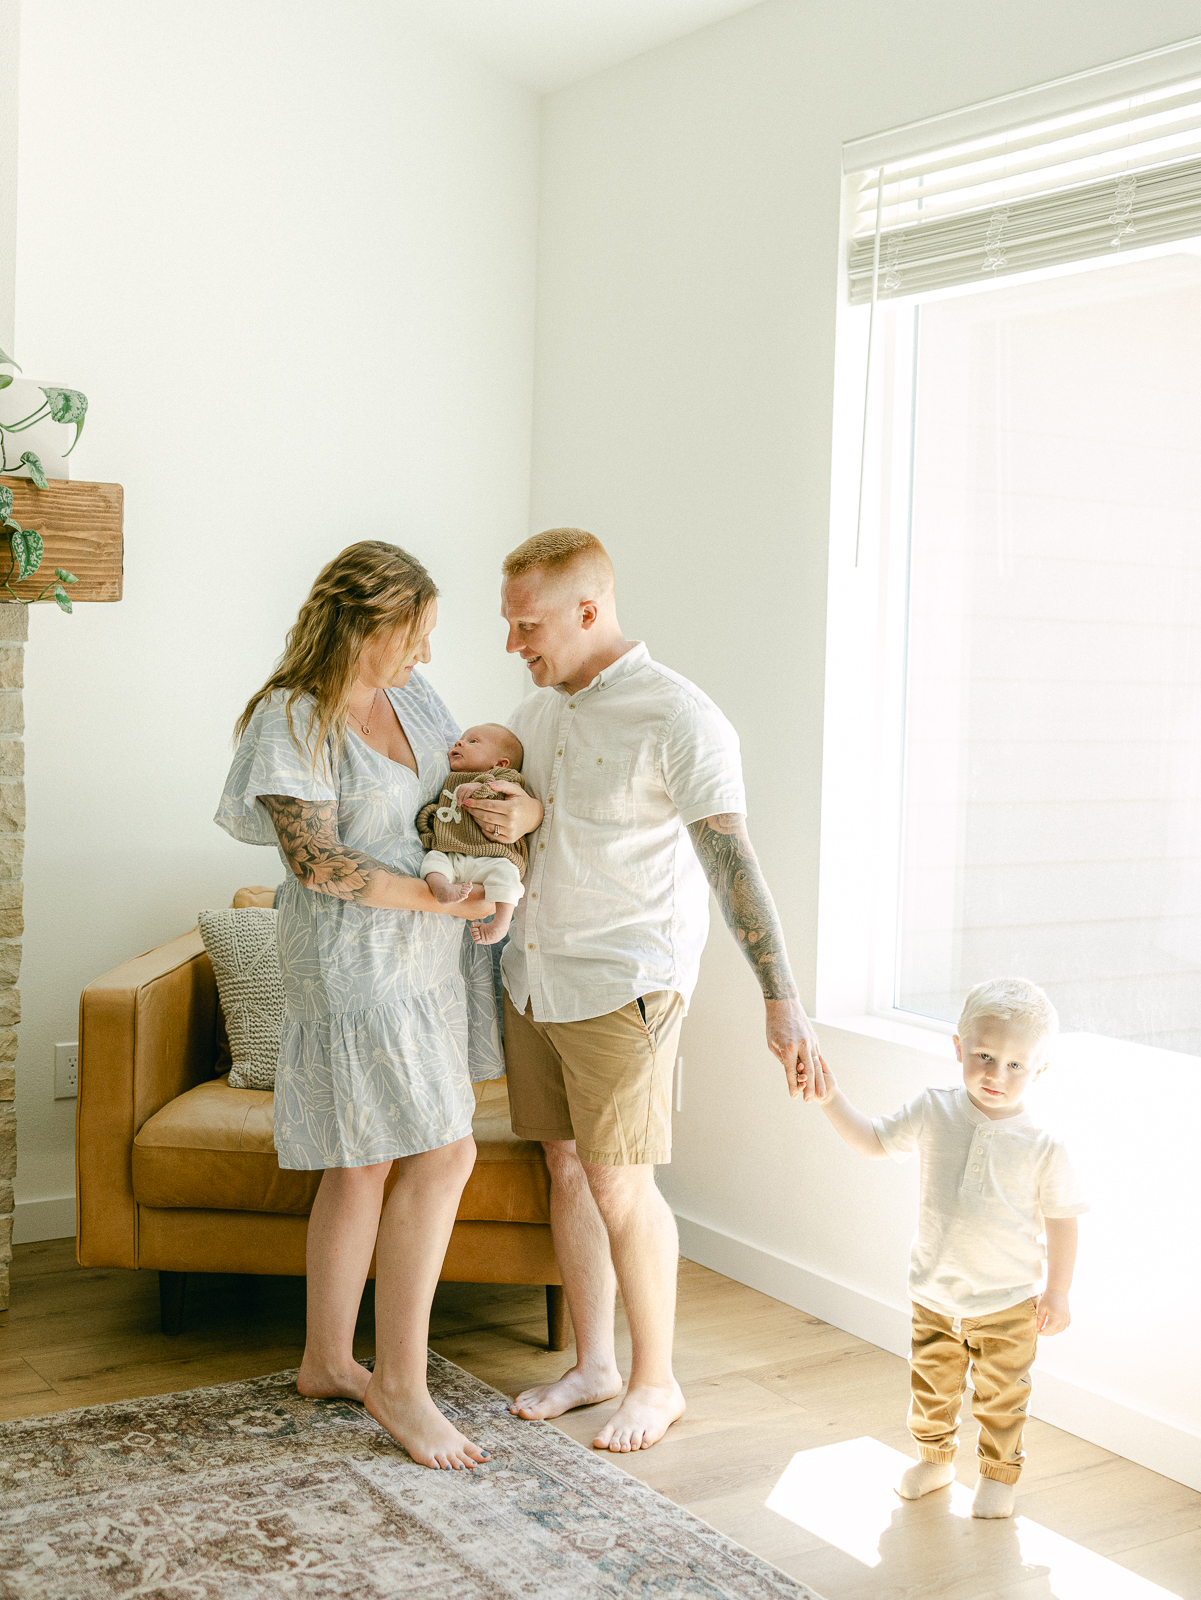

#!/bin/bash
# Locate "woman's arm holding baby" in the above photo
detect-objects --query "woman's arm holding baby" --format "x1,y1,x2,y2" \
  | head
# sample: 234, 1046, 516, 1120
813, 1066, 890, 1158
1037, 1217, 1077, 1335
260, 795, 493, 918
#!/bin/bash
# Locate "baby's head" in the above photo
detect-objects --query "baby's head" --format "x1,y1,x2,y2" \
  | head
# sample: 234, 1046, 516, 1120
954, 977, 1058, 1117
449, 723, 523, 773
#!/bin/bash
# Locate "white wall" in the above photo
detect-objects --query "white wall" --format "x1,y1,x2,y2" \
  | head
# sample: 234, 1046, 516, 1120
531, 0, 1201, 1484
0, 1, 15, 355
13, 0, 536, 1211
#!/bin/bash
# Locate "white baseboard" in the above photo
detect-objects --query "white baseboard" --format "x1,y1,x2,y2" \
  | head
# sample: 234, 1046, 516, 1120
13, 1194, 75, 1245
675, 1212, 1201, 1494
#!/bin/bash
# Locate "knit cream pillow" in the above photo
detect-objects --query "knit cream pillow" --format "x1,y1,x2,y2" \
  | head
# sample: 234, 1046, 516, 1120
198, 907, 284, 1090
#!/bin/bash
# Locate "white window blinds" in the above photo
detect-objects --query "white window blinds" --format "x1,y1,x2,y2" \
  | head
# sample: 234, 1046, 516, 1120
848, 77, 1201, 303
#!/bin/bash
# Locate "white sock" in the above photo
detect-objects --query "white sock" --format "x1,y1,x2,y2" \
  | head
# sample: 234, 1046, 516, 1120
972, 1476, 1015, 1519
897, 1459, 955, 1499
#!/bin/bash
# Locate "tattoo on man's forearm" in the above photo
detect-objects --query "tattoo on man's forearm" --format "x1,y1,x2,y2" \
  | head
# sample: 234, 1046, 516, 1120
686, 814, 798, 1001
259, 795, 390, 904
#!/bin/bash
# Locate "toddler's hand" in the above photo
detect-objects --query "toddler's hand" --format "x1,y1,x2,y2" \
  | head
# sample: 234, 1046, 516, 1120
1034, 1290, 1070, 1336
808, 1059, 836, 1103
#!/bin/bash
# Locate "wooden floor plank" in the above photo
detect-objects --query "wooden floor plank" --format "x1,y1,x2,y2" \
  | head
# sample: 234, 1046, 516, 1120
0, 1239, 1196, 1600
0, 1356, 54, 1400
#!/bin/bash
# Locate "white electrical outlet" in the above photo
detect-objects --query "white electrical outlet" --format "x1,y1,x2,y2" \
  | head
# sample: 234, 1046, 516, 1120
54, 1042, 78, 1100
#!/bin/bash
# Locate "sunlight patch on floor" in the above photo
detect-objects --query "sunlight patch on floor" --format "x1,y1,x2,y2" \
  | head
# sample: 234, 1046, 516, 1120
766, 1437, 1182, 1597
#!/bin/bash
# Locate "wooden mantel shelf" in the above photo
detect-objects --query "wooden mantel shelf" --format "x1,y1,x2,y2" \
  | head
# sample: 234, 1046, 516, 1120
0, 475, 123, 603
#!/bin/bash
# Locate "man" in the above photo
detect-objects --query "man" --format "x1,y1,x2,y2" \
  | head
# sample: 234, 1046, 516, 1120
472, 527, 825, 1454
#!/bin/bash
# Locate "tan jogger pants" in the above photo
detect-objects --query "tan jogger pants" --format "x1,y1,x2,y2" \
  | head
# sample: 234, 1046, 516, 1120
908, 1298, 1039, 1485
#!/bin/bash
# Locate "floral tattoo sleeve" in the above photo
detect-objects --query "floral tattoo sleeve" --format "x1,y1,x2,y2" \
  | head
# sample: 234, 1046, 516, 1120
259, 795, 392, 903
686, 813, 799, 1001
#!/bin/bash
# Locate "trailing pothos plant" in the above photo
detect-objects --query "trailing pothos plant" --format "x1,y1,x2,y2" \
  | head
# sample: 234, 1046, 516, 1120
0, 347, 82, 612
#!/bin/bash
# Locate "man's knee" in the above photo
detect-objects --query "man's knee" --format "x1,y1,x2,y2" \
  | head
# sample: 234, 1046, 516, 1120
542, 1139, 585, 1187
581, 1159, 658, 1219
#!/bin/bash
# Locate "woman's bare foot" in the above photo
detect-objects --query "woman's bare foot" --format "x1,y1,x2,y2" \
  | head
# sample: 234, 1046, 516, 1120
426, 872, 473, 904
592, 1380, 686, 1451
471, 905, 515, 945
296, 1358, 371, 1403
509, 1363, 623, 1421
364, 1375, 490, 1470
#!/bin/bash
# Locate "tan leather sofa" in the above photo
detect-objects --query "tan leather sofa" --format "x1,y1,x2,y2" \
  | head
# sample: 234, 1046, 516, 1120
76, 890, 566, 1348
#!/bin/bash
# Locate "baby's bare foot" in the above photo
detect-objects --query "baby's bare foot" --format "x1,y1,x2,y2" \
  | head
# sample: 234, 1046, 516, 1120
510, 1364, 623, 1420
592, 1380, 686, 1451
427, 872, 472, 904
296, 1358, 371, 1403
364, 1376, 490, 1470
471, 906, 514, 945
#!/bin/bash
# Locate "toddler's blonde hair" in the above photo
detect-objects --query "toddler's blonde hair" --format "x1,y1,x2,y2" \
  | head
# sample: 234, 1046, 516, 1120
958, 977, 1058, 1040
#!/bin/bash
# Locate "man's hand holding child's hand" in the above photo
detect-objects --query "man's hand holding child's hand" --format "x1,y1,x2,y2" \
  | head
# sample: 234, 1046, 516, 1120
1034, 1291, 1070, 1336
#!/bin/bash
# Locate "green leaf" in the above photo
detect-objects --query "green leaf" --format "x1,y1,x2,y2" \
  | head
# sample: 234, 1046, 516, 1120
19, 529, 43, 580
0, 489, 10, 521
18, 452, 47, 489
3, 518, 19, 533
40, 387, 87, 455
55, 567, 78, 585
53, 584, 72, 614
0, 375, 11, 392
0, 348, 20, 371
9, 530, 26, 579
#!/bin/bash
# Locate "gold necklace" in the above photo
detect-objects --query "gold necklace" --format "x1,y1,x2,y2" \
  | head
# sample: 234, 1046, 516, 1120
352, 688, 378, 737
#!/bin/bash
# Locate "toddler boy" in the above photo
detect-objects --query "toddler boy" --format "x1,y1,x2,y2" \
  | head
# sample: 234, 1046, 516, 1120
417, 724, 531, 945
815, 978, 1086, 1519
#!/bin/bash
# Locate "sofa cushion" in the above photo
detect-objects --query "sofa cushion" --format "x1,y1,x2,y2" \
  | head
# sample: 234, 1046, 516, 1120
132, 1074, 550, 1224
198, 907, 284, 1089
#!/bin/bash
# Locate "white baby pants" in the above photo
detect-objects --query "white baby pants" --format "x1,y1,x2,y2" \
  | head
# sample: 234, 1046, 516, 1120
421, 851, 525, 905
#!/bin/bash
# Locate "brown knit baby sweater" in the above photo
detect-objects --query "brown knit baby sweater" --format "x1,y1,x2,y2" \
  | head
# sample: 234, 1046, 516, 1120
416, 766, 530, 872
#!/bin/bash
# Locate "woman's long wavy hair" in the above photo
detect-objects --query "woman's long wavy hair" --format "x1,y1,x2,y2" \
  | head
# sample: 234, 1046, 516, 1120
237, 541, 438, 769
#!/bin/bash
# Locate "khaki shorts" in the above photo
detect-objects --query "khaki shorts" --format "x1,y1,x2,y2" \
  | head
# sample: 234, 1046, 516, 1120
503, 989, 684, 1166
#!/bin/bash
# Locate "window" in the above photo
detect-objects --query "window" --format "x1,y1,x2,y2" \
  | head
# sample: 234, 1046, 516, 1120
846, 78, 1201, 1052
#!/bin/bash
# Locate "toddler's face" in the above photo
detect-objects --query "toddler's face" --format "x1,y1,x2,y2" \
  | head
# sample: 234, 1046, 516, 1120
955, 1020, 1051, 1118
449, 726, 510, 772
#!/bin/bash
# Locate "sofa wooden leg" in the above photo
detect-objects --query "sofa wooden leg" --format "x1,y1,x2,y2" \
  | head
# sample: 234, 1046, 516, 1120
160, 1271, 186, 1335
546, 1284, 569, 1351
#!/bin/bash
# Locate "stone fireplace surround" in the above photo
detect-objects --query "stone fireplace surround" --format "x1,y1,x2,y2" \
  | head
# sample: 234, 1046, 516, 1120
0, 603, 23, 1309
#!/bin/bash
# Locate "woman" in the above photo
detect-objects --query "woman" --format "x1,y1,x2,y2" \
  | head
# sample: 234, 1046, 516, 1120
215, 541, 540, 1470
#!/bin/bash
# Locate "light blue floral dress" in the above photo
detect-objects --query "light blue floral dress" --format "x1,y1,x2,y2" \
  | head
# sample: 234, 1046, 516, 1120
214, 672, 504, 1170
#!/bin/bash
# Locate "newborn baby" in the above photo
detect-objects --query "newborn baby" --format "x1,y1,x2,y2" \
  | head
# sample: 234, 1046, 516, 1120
416, 723, 531, 945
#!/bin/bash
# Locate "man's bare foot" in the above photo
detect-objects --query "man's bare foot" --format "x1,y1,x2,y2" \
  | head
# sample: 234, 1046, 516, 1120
592, 1380, 686, 1451
427, 872, 472, 904
471, 906, 515, 945
509, 1363, 623, 1421
296, 1358, 371, 1403
364, 1375, 490, 1470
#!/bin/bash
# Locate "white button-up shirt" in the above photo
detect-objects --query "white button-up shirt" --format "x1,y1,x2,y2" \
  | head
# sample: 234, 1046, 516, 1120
873, 1087, 1089, 1318
501, 642, 746, 1024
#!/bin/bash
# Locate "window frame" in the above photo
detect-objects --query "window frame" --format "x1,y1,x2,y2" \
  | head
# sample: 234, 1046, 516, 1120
821, 63, 1201, 1040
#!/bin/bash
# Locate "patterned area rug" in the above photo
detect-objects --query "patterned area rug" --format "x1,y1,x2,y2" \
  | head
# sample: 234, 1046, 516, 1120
0, 1352, 824, 1598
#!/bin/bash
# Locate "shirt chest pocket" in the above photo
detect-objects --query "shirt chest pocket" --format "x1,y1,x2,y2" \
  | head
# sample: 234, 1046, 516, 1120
566, 747, 632, 824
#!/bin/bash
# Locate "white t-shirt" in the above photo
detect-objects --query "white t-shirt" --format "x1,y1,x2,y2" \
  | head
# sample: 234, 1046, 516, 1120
873, 1086, 1089, 1319
501, 642, 746, 1024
